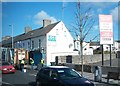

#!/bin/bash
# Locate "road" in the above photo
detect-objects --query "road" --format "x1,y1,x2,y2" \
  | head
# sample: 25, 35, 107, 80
1, 61, 120, 86
2, 70, 38, 86
2, 69, 120, 86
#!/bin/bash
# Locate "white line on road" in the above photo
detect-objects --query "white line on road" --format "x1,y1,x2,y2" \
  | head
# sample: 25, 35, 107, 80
29, 74, 36, 76
2, 81, 15, 86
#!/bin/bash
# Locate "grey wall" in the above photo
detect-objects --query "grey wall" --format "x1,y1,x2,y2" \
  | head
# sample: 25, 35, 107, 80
58, 54, 116, 64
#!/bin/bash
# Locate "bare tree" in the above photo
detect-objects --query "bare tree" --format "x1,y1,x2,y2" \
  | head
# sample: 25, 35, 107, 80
70, 2, 99, 76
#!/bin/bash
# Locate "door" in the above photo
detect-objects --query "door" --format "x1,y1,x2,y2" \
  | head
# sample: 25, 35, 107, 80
55, 56, 58, 65
66, 55, 72, 63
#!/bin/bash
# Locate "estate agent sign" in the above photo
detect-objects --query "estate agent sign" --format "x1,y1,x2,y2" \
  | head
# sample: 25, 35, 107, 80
99, 14, 113, 44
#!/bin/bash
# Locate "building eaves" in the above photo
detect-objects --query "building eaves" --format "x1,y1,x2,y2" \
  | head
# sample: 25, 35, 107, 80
2, 21, 60, 45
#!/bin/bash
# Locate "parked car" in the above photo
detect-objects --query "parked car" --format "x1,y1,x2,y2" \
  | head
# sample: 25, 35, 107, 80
36, 66, 94, 86
0, 62, 16, 74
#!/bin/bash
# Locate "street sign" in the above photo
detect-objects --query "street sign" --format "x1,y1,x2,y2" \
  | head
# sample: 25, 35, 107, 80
99, 14, 113, 44
47, 35, 56, 46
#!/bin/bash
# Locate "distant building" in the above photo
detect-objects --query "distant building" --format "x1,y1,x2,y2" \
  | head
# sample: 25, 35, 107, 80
74, 40, 93, 55
74, 40, 120, 55
2, 36, 11, 41
90, 41, 120, 53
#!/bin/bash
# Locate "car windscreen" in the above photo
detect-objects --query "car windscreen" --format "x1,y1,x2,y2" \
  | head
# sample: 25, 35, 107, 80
2, 62, 10, 66
57, 68, 81, 79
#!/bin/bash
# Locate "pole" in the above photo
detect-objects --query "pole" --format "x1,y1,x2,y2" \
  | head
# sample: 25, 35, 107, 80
62, 2, 64, 21
12, 25, 13, 49
102, 45, 104, 66
110, 44, 112, 66
9, 25, 13, 49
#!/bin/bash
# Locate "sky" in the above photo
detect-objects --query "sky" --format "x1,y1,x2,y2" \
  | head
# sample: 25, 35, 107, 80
2, 1, 119, 42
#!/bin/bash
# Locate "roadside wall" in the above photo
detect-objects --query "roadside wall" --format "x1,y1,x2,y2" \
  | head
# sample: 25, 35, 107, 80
58, 54, 116, 64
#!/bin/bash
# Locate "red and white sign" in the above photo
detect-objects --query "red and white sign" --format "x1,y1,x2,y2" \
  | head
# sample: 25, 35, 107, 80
99, 14, 113, 44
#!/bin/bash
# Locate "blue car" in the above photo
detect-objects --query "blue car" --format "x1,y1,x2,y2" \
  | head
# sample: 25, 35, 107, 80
36, 66, 94, 86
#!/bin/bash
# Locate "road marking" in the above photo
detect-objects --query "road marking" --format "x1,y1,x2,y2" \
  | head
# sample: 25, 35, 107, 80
29, 74, 36, 76
2, 81, 15, 86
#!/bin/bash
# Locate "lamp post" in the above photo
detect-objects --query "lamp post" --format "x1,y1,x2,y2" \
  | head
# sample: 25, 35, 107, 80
9, 24, 13, 49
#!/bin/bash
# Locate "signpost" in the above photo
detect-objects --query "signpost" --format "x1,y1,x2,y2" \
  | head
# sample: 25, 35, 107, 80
99, 14, 113, 66
99, 15, 113, 45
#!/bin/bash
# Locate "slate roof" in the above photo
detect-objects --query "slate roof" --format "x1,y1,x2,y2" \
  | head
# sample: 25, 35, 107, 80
2, 21, 60, 46
90, 42, 100, 46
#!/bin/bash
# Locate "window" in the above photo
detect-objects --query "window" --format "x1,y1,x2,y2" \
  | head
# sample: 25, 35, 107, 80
42, 69, 50, 77
57, 68, 80, 79
66, 55, 72, 63
64, 31, 66, 37
77, 42, 79, 49
106, 47, 108, 49
23, 43, 25, 47
50, 70, 58, 78
28, 42, 30, 49
56, 29, 59, 35
38, 39, 41, 48
32, 40, 34, 49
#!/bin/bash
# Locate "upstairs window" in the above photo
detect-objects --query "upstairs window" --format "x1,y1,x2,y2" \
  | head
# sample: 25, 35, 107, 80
23, 43, 25, 47
38, 39, 41, 48
64, 31, 66, 37
28, 42, 30, 49
32, 40, 34, 49
56, 29, 59, 35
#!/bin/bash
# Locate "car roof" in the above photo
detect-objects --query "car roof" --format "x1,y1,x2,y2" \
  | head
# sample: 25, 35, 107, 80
44, 66, 69, 69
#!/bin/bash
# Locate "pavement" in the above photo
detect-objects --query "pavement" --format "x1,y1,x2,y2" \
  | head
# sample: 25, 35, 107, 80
82, 72, 120, 86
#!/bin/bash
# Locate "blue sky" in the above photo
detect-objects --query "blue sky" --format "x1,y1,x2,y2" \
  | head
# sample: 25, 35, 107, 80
2, 2, 118, 42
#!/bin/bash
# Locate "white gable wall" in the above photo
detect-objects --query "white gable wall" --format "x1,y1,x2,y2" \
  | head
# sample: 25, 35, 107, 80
46, 21, 75, 65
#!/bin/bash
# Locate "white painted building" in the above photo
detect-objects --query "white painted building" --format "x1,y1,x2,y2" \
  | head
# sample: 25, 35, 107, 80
46, 21, 78, 65
114, 41, 120, 52
74, 40, 93, 55
74, 40, 120, 55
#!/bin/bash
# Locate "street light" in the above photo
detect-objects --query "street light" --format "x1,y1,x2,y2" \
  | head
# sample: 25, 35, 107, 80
9, 24, 13, 49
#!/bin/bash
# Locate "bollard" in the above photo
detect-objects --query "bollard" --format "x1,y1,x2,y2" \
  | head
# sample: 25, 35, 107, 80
94, 66, 102, 82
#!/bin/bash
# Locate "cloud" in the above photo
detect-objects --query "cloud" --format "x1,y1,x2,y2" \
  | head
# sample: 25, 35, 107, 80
110, 6, 118, 22
33, 10, 57, 26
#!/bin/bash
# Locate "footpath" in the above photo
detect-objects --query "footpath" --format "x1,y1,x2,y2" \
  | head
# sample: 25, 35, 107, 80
82, 72, 120, 86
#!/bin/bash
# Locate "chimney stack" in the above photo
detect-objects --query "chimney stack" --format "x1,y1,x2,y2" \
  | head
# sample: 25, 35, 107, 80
24, 26, 32, 33
43, 19, 51, 27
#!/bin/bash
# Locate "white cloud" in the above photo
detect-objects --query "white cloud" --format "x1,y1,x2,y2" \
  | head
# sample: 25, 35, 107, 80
110, 7, 118, 22
33, 10, 57, 26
